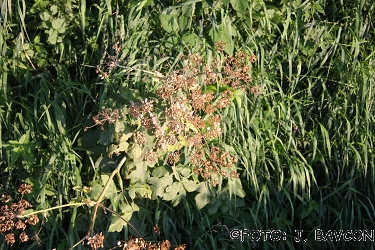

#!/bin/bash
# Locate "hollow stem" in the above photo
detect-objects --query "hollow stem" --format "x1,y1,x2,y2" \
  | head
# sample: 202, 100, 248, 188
86, 155, 127, 236
17, 202, 90, 218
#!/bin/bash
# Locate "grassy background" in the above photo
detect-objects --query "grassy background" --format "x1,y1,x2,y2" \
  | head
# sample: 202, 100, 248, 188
1, 0, 374, 249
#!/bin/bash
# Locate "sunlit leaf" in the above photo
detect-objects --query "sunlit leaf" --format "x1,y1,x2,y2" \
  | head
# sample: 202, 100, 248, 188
195, 182, 211, 209
159, 8, 179, 33
128, 144, 143, 160
230, 0, 248, 14
181, 178, 197, 192
40, 12, 50, 21
148, 173, 173, 199
89, 181, 103, 201
101, 174, 118, 199
128, 182, 152, 199
108, 209, 132, 232
52, 18, 66, 32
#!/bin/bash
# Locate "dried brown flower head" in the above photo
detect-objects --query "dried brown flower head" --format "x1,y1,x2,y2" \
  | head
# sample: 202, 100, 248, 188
5, 233, 15, 245
250, 53, 257, 63
230, 171, 240, 178
203, 171, 211, 179
0, 184, 40, 246
204, 104, 215, 115
86, 232, 104, 250
85, 109, 121, 131
19, 231, 29, 242
215, 41, 226, 52
15, 220, 27, 230
18, 184, 32, 195
167, 151, 180, 165
1, 194, 10, 203
250, 85, 260, 95
174, 244, 187, 250
144, 150, 158, 163
133, 130, 146, 145
25, 215, 39, 225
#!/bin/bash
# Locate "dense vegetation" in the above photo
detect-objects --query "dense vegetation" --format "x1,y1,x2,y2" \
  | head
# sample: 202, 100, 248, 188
1, 0, 374, 249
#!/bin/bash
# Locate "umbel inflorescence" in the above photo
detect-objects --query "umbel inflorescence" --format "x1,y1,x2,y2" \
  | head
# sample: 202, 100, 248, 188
0, 184, 40, 246
90, 41, 257, 185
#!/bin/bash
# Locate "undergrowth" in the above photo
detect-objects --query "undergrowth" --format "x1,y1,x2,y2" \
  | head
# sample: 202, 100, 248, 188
1, 0, 375, 249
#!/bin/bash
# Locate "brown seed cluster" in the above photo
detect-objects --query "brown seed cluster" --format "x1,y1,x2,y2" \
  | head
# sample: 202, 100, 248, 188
117, 237, 186, 250
192, 146, 239, 186
0, 184, 40, 246
91, 42, 252, 184
128, 55, 237, 172
96, 41, 124, 80
86, 232, 105, 250
215, 41, 226, 52
250, 85, 261, 95
85, 109, 121, 131
206, 44, 257, 91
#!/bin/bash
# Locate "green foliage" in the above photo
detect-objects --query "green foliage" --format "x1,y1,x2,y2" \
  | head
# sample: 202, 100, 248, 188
1, 0, 375, 249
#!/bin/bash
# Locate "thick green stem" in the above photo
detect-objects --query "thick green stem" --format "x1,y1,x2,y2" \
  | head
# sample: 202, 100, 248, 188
17, 202, 89, 218
19, 155, 127, 237
87, 155, 127, 236
96, 155, 127, 203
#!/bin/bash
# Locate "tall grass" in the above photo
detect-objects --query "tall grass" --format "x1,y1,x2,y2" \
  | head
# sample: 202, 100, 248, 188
1, 0, 374, 249
221, 0, 375, 249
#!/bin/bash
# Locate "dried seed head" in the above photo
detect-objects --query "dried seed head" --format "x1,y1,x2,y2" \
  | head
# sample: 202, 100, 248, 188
169, 120, 183, 134
133, 130, 146, 145
15, 220, 27, 230
237, 51, 247, 60
1, 194, 10, 203
220, 170, 228, 178
187, 134, 203, 148
215, 41, 226, 51
112, 41, 121, 54
217, 91, 232, 109
156, 85, 174, 100
250, 85, 260, 95
25, 215, 39, 225
211, 178, 219, 187
167, 151, 180, 165
5, 233, 15, 245
19, 231, 29, 242
99, 72, 108, 80
194, 168, 203, 175
18, 184, 32, 195
203, 171, 211, 179
250, 53, 257, 63
189, 53, 202, 66
230, 171, 240, 178
2, 220, 14, 233
160, 240, 171, 250
86, 232, 104, 250
140, 99, 154, 114
129, 101, 142, 118
204, 104, 216, 114
144, 150, 158, 163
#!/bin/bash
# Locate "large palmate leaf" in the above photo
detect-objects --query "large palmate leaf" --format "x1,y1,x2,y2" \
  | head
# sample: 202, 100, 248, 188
108, 202, 139, 232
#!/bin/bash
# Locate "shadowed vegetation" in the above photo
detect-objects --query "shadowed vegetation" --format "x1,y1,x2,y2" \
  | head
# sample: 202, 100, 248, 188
1, 0, 374, 249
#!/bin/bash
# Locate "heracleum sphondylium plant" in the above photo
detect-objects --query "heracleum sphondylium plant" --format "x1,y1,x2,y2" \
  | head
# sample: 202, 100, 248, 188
89, 41, 257, 204
0, 184, 40, 246
2, 0, 375, 249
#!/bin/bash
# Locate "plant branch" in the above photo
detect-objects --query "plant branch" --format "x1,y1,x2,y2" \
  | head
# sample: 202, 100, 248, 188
86, 155, 127, 236
17, 202, 90, 218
